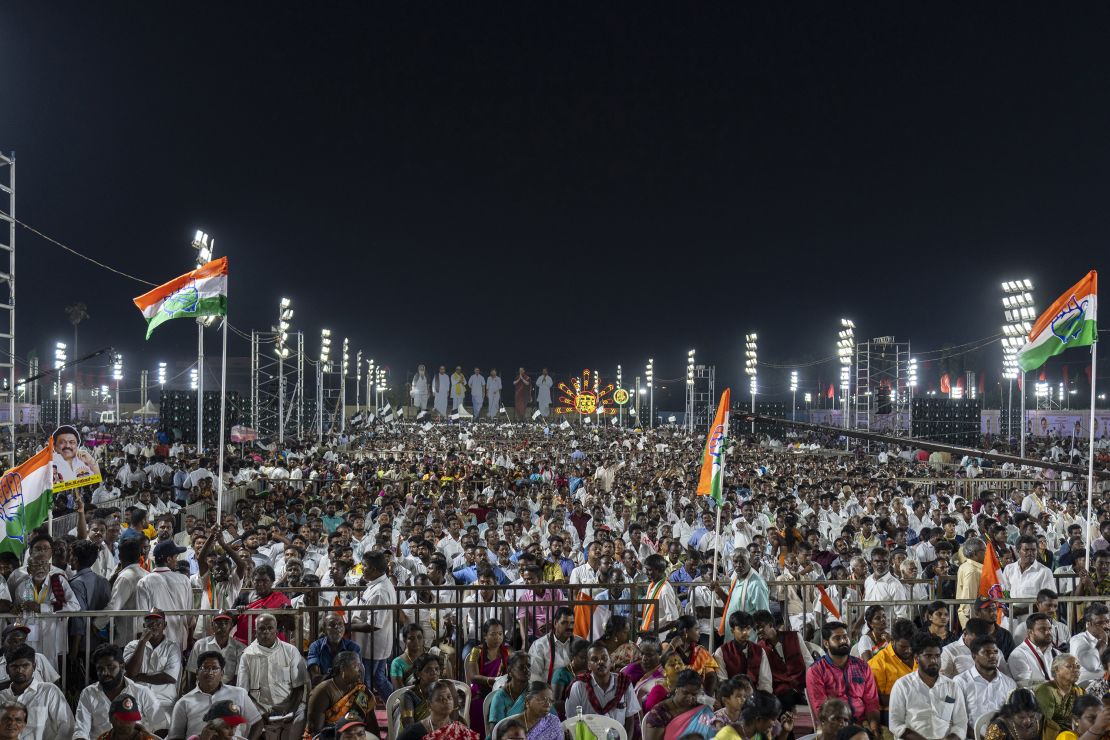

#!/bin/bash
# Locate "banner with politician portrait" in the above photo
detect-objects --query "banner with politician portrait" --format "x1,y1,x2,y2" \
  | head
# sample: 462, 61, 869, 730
50, 425, 102, 492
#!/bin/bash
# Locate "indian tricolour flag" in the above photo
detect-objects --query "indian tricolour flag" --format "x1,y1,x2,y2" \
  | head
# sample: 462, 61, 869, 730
1017, 270, 1098, 372
696, 387, 730, 505
0, 441, 54, 555
133, 257, 228, 339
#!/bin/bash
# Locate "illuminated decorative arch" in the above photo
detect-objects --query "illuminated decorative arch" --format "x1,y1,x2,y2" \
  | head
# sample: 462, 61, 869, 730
554, 369, 618, 416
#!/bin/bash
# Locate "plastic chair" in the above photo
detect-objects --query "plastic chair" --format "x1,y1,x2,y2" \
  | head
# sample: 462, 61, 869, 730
562, 711, 628, 740
385, 687, 412, 740
483, 691, 497, 730
975, 711, 994, 740
449, 679, 473, 725
490, 715, 517, 740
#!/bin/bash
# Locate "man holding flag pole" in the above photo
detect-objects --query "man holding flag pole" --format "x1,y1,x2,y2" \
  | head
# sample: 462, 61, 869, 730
1016, 270, 1097, 564
133, 256, 230, 525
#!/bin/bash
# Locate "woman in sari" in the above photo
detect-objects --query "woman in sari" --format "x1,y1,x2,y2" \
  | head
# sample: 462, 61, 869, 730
643, 669, 717, 740
851, 606, 889, 662
504, 682, 567, 740
1035, 654, 1085, 740
234, 565, 291, 644
489, 653, 538, 728
642, 651, 688, 713
713, 691, 792, 740
393, 624, 429, 690
397, 679, 480, 740
552, 639, 589, 717
600, 616, 641, 672
1056, 694, 1110, 740
623, 638, 664, 708
465, 618, 510, 735
400, 654, 444, 729
922, 601, 957, 647
984, 688, 1046, 740
669, 616, 719, 694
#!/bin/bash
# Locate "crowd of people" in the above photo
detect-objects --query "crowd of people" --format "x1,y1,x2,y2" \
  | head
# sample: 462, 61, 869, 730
1, 413, 1108, 740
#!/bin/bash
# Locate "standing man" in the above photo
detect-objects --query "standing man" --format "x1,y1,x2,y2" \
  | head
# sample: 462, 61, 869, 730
486, 369, 502, 419
433, 366, 451, 418
410, 366, 430, 411
514, 368, 531, 422
1002, 535, 1055, 619
956, 538, 985, 628
888, 634, 967, 740
536, 369, 554, 417
864, 547, 908, 621
468, 368, 486, 420
136, 541, 195, 652
350, 551, 396, 700
717, 551, 769, 642
450, 366, 467, 413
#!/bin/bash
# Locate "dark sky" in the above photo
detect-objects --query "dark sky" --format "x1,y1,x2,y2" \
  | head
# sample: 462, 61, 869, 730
3, 4, 1109, 407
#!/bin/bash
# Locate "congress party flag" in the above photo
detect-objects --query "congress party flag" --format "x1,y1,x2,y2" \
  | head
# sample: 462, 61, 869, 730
979, 541, 1008, 625
0, 441, 55, 555
1018, 270, 1097, 372
133, 257, 228, 339
696, 388, 730, 506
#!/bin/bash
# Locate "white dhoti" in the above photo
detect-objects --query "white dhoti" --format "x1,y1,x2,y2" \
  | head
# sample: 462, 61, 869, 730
434, 392, 449, 416
488, 392, 501, 418
412, 391, 429, 409
471, 394, 484, 418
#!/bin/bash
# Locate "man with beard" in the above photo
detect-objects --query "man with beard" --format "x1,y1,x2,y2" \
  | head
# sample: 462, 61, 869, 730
74, 644, 162, 740
0, 644, 73, 739
888, 633, 967, 740
168, 650, 261, 740
712, 611, 771, 692
804, 621, 880, 734
187, 611, 244, 687
564, 644, 640, 738
432, 366, 451, 417
953, 636, 1015, 737
716, 551, 769, 641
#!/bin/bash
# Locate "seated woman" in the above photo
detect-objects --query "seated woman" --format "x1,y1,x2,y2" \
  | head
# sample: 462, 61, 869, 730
713, 691, 793, 740
642, 652, 688, 714
1056, 694, 1110, 740
921, 600, 958, 647
551, 639, 589, 718
1035, 654, 1085, 740
622, 638, 665, 708
643, 669, 717, 740
667, 616, 719, 695
984, 688, 1046, 740
502, 682, 568, 740
851, 606, 888, 663
399, 654, 445, 729
490, 653, 557, 729
599, 615, 642, 673
397, 679, 480, 740
393, 624, 430, 690
306, 650, 378, 737
465, 618, 510, 736
234, 564, 292, 644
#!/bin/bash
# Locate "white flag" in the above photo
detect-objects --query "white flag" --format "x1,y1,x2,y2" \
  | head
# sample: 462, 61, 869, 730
421, 422, 433, 431
610, 417, 618, 426
450, 412, 460, 421
531, 410, 542, 420
583, 416, 591, 424
559, 420, 571, 430
417, 410, 428, 420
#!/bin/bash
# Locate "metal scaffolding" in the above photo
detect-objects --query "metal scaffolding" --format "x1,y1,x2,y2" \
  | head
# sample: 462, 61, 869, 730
251, 330, 303, 442
854, 336, 912, 435
0, 153, 14, 468
687, 364, 716, 434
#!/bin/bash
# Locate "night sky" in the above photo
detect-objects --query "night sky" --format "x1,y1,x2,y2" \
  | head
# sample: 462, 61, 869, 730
4, 4, 1109, 407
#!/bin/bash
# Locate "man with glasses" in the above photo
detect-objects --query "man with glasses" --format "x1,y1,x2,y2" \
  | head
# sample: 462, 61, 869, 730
1071, 602, 1110, 682
168, 650, 261, 739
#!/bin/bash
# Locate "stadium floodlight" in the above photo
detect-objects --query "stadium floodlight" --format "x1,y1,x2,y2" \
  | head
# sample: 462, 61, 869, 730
837, 320, 854, 435
645, 358, 655, 428
1001, 278, 1036, 454
157, 362, 167, 386
189, 368, 198, 391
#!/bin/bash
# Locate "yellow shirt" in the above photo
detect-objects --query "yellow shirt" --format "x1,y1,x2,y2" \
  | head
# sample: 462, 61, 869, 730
956, 558, 983, 627
867, 643, 915, 699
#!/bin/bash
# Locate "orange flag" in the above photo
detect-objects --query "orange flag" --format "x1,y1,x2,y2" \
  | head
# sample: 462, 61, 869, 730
979, 541, 1007, 625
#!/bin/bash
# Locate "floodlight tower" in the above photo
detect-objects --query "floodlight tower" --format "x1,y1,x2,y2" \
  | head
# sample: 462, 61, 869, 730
838, 319, 855, 446
190, 230, 216, 450
157, 362, 167, 386
340, 338, 349, 432
645, 359, 654, 428
54, 342, 67, 426
790, 370, 799, 422
367, 358, 376, 411
275, 298, 293, 444
616, 365, 623, 426
744, 334, 758, 433
112, 353, 123, 422
318, 329, 331, 442
1001, 279, 1036, 454
355, 350, 363, 416
686, 350, 696, 432
189, 368, 198, 391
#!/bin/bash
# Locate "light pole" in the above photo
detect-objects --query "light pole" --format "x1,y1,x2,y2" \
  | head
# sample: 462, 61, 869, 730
355, 350, 362, 416
645, 359, 654, 428
276, 298, 293, 444
319, 329, 331, 442
112, 353, 123, 423
686, 350, 695, 433
803, 392, 812, 421
340, 338, 349, 432
838, 319, 855, 448
617, 365, 623, 427
790, 370, 798, 421
745, 333, 757, 433
1002, 279, 1036, 455
157, 362, 167, 387
54, 342, 66, 426
191, 230, 215, 451
367, 359, 376, 411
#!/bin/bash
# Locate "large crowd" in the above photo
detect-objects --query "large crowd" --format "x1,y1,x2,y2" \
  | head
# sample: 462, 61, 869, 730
1, 412, 1109, 740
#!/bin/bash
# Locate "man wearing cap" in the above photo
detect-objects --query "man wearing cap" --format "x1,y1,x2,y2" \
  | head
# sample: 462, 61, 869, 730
136, 540, 195, 651
187, 610, 245, 686
0, 643, 72, 739
124, 609, 182, 722
169, 651, 261, 739
0, 624, 59, 686
96, 538, 146, 646
98, 693, 159, 740
335, 717, 372, 740
75, 644, 162, 740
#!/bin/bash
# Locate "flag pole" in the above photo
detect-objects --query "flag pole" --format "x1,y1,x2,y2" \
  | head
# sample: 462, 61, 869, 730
1086, 340, 1097, 566
707, 408, 727, 653
215, 316, 228, 527
1020, 371, 1027, 459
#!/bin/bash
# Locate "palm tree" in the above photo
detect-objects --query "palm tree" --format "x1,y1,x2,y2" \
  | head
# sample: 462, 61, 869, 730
65, 302, 88, 403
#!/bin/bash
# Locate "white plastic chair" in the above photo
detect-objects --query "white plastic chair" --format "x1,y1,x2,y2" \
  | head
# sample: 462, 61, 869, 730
482, 691, 497, 731
563, 712, 628, 740
448, 679, 473, 725
385, 687, 413, 740
975, 711, 994, 740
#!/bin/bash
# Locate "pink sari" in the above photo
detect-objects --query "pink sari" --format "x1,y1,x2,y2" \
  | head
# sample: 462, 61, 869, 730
234, 590, 292, 644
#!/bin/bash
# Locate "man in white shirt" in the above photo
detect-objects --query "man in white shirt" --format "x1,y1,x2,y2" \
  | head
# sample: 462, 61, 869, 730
1071, 602, 1110, 682
953, 635, 1016, 735
74, 644, 164, 740
888, 633, 967, 740
1002, 536, 1055, 620
91, 480, 122, 505
237, 613, 307, 738
486, 369, 502, 418
1011, 589, 1071, 650
350, 551, 396, 699
564, 645, 641, 737
0, 644, 73, 740
468, 368, 486, 419
528, 607, 576, 684
124, 609, 182, 722
136, 541, 195, 651
864, 547, 908, 621
169, 649, 262, 739
1009, 612, 1059, 688
536, 369, 554, 416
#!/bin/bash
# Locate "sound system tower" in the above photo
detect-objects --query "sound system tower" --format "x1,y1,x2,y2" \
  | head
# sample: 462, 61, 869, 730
911, 398, 981, 447
753, 401, 787, 437
159, 390, 242, 445
40, 400, 71, 427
